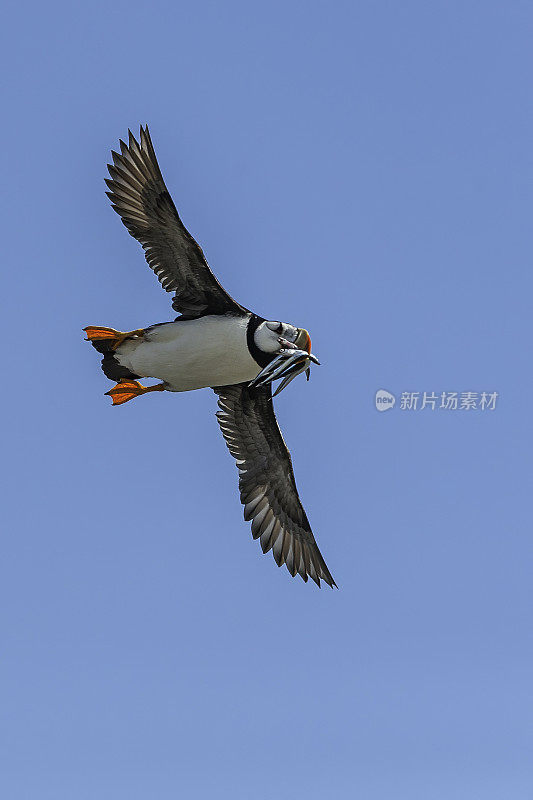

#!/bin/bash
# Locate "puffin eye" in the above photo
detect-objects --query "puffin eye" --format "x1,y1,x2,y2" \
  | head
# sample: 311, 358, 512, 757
266, 321, 283, 332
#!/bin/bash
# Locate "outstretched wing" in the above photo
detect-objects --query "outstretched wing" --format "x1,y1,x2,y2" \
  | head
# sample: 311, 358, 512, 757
105, 126, 247, 318
214, 383, 336, 588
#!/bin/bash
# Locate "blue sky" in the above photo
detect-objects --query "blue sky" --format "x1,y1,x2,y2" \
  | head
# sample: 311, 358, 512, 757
1, 1, 531, 797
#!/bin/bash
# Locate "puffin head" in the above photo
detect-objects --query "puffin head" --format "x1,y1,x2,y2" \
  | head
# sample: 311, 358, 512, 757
253, 320, 312, 355
251, 320, 319, 396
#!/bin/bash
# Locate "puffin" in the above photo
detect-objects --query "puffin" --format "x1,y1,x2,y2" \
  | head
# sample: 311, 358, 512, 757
84, 126, 336, 588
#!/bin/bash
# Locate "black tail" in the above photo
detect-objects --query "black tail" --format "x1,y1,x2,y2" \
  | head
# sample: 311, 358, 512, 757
99, 350, 139, 381
83, 327, 139, 382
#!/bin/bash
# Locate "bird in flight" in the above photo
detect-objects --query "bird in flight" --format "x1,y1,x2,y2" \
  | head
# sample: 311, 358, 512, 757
84, 126, 336, 588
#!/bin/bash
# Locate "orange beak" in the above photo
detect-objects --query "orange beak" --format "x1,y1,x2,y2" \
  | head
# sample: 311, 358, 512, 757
295, 328, 312, 354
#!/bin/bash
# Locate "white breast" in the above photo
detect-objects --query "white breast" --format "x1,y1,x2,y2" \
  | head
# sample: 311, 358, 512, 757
115, 315, 261, 391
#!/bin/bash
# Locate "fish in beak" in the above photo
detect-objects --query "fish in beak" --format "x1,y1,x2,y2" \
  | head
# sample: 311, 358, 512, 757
249, 327, 320, 396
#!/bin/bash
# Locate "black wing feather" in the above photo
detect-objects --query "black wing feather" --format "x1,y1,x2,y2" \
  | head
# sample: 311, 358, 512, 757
105, 126, 247, 318
214, 383, 336, 588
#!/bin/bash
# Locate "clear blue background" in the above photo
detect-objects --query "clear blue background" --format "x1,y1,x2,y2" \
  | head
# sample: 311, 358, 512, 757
1, 1, 531, 797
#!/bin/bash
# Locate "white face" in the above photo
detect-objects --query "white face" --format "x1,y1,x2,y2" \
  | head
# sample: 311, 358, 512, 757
254, 320, 299, 354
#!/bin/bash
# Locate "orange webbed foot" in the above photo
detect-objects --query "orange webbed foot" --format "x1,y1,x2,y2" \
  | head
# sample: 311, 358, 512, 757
83, 326, 145, 350
105, 380, 165, 406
